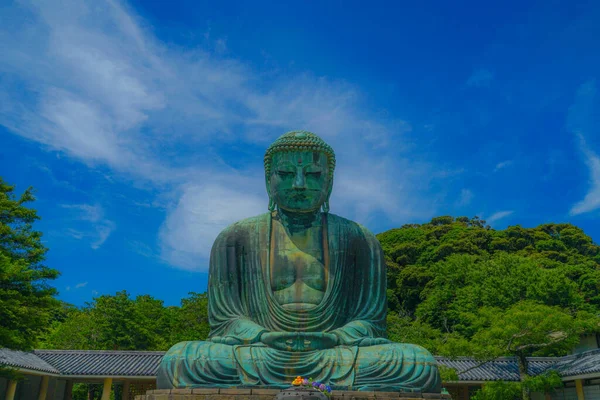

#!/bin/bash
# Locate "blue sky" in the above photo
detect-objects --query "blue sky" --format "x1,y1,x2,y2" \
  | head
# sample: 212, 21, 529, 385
1, 0, 599, 306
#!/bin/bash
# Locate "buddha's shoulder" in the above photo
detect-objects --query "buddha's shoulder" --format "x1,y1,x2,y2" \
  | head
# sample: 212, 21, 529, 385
327, 213, 378, 239
214, 212, 378, 240
216, 213, 271, 237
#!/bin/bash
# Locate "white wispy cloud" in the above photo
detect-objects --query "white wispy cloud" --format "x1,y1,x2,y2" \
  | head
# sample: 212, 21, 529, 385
75, 282, 88, 289
570, 135, 600, 216
486, 210, 514, 224
60, 203, 116, 249
127, 240, 158, 259
456, 189, 474, 207
159, 182, 265, 270
61, 204, 104, 223
0, 0, 440, 270
568, 80, 600, 216
91, 220, 117, 249
494, 160, 513, 172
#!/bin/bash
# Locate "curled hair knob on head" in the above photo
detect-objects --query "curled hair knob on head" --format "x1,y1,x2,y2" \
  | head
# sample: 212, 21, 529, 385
263, 130, 336, 178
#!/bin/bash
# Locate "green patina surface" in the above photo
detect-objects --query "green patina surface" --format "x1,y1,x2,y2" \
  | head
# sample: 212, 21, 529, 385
157, 131, 441, 392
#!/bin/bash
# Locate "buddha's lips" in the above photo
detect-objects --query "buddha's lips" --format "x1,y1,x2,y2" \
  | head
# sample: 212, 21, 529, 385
285, 189, 320, 201
289, 192, 307, 201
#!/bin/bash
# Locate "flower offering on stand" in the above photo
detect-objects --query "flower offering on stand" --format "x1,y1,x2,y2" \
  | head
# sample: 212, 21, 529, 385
291, 376, 332, 397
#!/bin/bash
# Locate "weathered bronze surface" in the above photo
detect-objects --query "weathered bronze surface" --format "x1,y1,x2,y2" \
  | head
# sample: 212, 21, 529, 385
157, 131, 441, 392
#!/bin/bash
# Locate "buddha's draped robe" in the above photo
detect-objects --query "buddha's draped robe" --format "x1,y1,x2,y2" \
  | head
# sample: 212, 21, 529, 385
157, 213, 440, 392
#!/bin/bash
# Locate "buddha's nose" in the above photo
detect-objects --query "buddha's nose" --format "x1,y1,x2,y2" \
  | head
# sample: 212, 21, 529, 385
293, 169, 306, 189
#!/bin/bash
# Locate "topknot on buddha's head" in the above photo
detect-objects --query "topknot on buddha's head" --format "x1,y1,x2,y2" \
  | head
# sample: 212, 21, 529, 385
264, 131, 336, 178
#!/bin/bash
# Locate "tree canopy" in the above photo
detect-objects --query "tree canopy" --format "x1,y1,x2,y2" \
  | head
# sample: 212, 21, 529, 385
0, 177, 59, 350
379, 216, 600, 399
40, 291, 210, 351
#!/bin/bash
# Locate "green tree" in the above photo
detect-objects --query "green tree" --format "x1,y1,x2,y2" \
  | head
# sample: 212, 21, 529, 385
38, 304, 97, 350
379, 216, 600, 399
86, 290, 172, 350
471, 381, 521, 400
40, 291, 212, 351
471, 372, 563, 400
471, 302, 592, 400
169, 292, 210, 344
133, 294, 172, 350
0, 177, 59, 349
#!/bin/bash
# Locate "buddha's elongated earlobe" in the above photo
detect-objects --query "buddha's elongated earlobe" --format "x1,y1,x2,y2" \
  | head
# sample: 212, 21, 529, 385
265, 173, 276, 211
322, 177, 333, 213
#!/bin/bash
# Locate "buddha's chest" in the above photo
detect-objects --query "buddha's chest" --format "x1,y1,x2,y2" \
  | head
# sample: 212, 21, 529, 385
269, 221, 326, 309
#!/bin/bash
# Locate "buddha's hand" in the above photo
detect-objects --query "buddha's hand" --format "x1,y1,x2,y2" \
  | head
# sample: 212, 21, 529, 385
357, 337, 391, 347
260, 331, 339, 351
210, 336, 244, 345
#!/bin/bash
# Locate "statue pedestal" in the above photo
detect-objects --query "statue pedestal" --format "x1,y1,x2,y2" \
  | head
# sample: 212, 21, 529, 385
134, 388, 451, 400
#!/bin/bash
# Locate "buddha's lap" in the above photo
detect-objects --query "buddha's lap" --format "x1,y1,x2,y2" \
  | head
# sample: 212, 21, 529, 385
158, 340, 440, 391
162, 340, 436, 366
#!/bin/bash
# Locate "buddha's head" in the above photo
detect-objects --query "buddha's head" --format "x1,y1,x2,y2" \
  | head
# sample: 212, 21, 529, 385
264, 131, 336, 213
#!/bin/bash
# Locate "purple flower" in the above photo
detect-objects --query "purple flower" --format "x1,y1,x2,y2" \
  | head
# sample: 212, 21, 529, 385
312, 382, 319, 388
302, 379, 308, 385
319, 384, 326, 391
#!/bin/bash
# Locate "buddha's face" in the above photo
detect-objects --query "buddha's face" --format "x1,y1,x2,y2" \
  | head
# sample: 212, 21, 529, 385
268, 150, 331, 213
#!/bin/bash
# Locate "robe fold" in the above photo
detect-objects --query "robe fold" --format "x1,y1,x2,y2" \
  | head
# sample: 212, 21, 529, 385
157, 212, 440, 392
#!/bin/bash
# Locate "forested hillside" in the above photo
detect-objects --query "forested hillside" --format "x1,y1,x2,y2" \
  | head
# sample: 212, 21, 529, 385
380, 216, 600, 363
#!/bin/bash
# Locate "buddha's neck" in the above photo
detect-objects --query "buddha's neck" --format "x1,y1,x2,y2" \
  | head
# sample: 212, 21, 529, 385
277, 208, 321, 232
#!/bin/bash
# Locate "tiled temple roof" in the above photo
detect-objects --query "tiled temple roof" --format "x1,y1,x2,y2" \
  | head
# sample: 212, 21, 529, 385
435, 356, 557, 382
0, 348, 60, 374
33, 350, 164, 377
551, 349, 600, 378
1, 348, 599, 381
